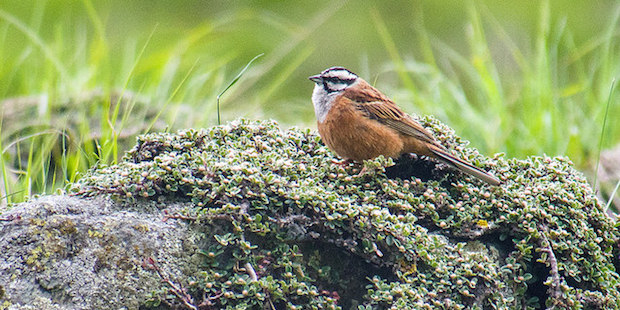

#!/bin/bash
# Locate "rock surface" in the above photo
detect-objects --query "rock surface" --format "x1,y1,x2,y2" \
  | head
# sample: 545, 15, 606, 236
0, 196, 198, 309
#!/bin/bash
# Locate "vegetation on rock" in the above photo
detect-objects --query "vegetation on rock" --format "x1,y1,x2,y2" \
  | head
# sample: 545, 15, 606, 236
70, 119, 620, 309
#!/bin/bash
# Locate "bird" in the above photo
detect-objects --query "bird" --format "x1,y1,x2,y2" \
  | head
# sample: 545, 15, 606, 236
308, 66, 500, 186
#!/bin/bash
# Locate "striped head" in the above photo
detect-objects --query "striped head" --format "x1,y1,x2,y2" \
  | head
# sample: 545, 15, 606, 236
309, 67, 359, 122
308, 67, 359, 93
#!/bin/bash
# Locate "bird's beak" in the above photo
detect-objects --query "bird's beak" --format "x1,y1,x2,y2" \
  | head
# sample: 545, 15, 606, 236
308, 74, 322, 83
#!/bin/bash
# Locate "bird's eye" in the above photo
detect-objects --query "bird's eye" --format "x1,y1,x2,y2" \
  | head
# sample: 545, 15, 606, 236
324, 77, 341, 83
322, 77, 355, 93
324, 77, 354, 84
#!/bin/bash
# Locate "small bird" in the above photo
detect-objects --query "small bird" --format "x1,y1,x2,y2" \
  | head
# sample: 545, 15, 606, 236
308, 66, 500, 186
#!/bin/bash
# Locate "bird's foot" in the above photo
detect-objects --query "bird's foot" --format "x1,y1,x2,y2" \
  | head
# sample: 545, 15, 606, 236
356, 165, 370, 177
330, 158, 372, 176
331, 158, 354, 166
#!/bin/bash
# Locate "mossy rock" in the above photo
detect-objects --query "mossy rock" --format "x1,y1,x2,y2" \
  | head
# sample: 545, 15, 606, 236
12, 118, 620, 309
0, 195, 200, 310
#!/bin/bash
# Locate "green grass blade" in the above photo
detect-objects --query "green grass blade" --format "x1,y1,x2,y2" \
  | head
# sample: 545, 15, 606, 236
216, 53, 264, 125
146, 59, 200, 132
593, 79, 615, 187
605, 180, 620, 213
0, 9, 68, 80
0, 117, 8, 206
371, 9, 416, 92
258, 47, 313, 109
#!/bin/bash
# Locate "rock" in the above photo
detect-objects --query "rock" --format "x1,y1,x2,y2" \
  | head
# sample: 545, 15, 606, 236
2, 118, 619, 309
0, 196, 199, 309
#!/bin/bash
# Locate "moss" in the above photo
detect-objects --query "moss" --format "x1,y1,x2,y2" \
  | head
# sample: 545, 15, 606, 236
71, 118, 620, 309
0, 300, 11, 310
23, 217, 81, 271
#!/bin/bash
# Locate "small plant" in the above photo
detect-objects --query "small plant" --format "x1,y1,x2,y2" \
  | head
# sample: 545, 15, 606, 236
71, 119, 620, 309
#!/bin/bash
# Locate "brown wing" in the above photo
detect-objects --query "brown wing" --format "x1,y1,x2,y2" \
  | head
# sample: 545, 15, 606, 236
359, 100, 500, 185
341, 78, 438, 144
341, 79, 501, 185
355, 100, 437, 144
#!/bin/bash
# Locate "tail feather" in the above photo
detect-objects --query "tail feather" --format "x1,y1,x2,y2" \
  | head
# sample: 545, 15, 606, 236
428, 145, 500, 186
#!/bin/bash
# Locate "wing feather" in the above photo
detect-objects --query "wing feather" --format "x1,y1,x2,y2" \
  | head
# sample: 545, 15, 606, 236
355, 101, 436, 144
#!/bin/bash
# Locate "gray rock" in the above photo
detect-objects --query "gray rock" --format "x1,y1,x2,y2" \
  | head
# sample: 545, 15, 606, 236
0, 195, 199, 309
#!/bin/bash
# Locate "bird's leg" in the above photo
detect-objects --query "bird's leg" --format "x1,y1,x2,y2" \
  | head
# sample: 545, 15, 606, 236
330, 158, 371, 176
331, 158, 354, 166
356, 165, 370, 176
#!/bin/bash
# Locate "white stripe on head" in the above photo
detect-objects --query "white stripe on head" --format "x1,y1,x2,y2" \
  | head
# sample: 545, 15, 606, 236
319, 67, 358, 93
321, 67, 358, 81
309, 67, 360, 122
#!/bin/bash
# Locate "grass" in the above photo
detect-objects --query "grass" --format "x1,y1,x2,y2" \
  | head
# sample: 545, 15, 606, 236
0, 1, 619, 206
374, 2, 620, 160
216, 53, 264, 125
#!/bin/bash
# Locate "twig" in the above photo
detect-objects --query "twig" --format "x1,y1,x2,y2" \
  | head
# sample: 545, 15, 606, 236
268, 298, 276, 310
538, 225, 564, 310
143, 257, 197, 310
244, 262, 258, 282
0, 214, 20, 221
197, 291, 224, 308
162, 210, 198, 222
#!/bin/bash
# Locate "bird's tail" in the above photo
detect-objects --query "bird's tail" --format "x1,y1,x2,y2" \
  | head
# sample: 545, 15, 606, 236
428, 145, 500, 186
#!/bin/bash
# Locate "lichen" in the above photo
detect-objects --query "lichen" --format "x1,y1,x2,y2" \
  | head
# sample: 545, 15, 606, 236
70, 118, 620, 309
0, 196, 200, 309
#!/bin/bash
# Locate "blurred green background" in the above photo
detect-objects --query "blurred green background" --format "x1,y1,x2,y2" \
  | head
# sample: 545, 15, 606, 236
1, 0, 619, 204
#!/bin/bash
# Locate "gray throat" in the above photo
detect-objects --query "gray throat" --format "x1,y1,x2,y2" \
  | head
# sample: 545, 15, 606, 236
311, 84, 337, 123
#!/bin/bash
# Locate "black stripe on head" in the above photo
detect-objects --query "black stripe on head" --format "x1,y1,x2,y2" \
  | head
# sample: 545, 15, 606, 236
319, 67, 359, 93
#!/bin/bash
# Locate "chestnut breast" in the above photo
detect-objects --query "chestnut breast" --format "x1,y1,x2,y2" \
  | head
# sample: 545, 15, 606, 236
317, 97, 404, 161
